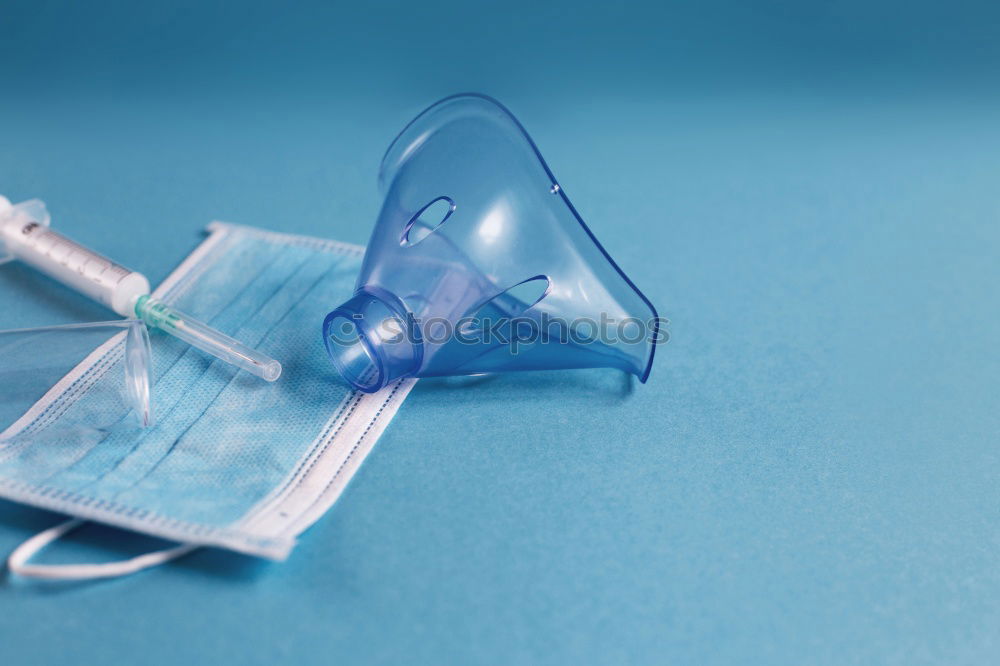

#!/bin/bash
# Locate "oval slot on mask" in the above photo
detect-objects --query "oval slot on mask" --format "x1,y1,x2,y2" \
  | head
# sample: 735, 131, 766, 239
400, 197, 456, 247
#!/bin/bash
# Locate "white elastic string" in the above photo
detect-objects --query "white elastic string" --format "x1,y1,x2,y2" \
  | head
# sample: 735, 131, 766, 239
7, 519, 198, 580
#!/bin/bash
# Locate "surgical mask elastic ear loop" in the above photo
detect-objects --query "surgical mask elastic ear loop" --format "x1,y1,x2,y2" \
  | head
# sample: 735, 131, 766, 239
7, 519, 197, 581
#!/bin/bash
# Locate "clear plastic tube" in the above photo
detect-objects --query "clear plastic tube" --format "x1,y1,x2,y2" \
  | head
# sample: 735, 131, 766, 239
0, 320, 154, 437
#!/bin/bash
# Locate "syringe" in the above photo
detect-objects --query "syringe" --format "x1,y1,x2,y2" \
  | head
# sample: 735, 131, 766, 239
0, 197, 282, 382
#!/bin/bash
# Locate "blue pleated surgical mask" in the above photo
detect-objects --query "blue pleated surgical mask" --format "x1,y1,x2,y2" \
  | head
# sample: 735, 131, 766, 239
0, 222, 415, 579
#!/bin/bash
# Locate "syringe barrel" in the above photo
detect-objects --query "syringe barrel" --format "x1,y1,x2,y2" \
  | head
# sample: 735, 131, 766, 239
0, 214, 150, 316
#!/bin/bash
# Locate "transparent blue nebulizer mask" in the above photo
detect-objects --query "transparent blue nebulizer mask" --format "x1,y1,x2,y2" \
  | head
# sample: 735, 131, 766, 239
324, 94, 660, 392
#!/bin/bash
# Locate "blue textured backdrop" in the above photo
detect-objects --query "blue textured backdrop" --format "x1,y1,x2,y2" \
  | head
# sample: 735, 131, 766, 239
2, 1, 999, 664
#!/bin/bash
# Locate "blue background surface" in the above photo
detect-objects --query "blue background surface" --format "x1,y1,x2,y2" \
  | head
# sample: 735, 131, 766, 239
2, 1, 999, 663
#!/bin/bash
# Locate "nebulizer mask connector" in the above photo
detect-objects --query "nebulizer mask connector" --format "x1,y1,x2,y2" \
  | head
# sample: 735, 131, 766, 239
323, 287, 422, 393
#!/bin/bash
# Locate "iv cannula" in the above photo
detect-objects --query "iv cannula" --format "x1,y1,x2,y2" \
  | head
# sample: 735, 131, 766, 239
0, 197, 282, 382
